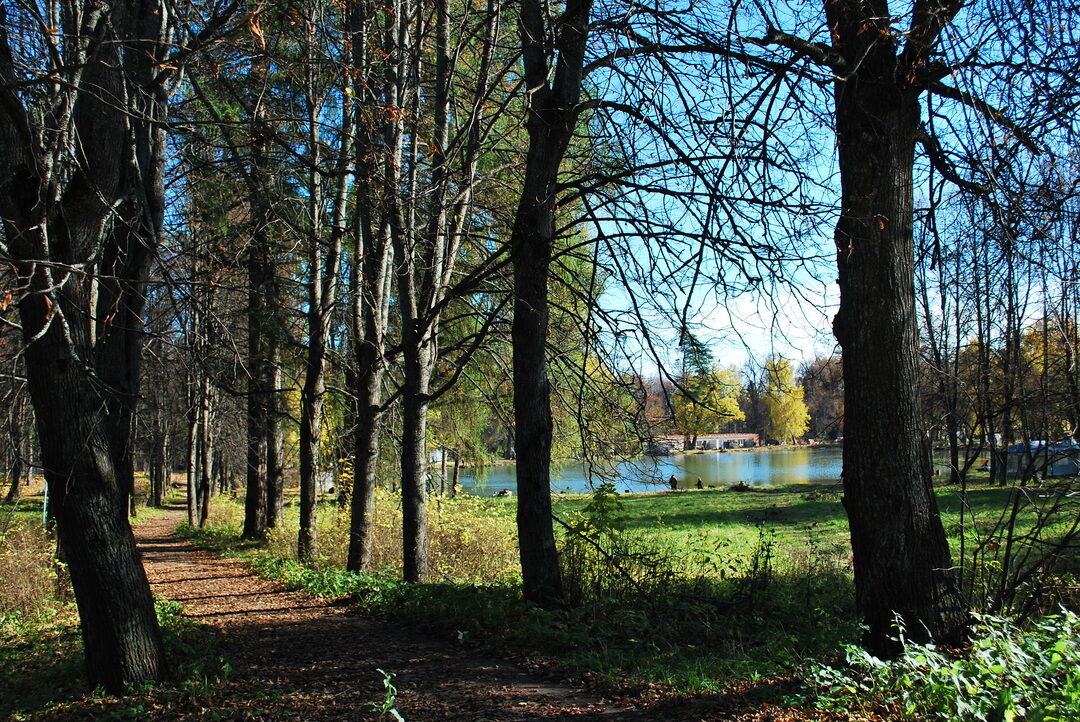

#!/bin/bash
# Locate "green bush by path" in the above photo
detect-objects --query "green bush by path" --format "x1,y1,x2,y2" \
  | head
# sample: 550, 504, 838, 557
805, 610, 1080, 720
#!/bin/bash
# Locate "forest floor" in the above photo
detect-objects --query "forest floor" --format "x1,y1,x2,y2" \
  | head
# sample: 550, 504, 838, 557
134, 502, 638, 721
125, 503, 854, 721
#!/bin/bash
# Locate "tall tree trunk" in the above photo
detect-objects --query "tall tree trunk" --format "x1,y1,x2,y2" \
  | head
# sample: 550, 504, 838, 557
22, 321, 165, 690
0, 0, 186, 688
400, 340, 432, 581
267, 356, 285, 529
298, 31, 350, 561
298, 347, 324, 559
4, 391, 27, 504
451, 450, 461, 498
149, 407, 168, 507
830, 59, 966, 654
346, 203, 393, 572
508, 0, 592, 609
243, 297, 270, 539
197, 375, 213, 528
439, 447, 447, 496
243, 160, 276, 539
186, 391, 200, 526
5, 460, 23, 504
348, 354, 386, 570
345, 0, 394, 571
511, 195, 564, 606
297, 1, 324, 560
382, 0, 434, 581
973, 239, 999, 482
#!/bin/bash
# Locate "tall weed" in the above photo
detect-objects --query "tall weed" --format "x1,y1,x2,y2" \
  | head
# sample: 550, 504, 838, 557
0, 513, 68, 626
199, 489, 519, 584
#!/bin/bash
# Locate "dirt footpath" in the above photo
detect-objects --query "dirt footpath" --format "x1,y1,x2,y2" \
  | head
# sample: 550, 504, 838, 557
135, 506, 644, 721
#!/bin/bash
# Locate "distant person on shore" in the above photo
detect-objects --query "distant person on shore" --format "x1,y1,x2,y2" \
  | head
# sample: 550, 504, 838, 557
696, 478, 704, 489
668, 475, 678, 490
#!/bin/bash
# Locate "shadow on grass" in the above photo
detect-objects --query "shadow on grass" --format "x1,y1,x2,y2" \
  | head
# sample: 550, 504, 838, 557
0, 618, 85, 719
339, 567, 859, 700
615, 499, 849, 532
0, 605, 229, 720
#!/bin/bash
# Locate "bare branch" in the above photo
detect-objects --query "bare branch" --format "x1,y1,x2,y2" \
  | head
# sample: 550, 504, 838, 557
928, 80, 1041, 154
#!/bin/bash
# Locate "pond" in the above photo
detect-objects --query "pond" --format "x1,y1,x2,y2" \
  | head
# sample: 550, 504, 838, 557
457, 445, 845, 496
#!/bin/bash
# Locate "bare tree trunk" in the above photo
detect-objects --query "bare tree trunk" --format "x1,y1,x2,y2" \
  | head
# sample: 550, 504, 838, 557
4, 461, 22, 504
298, 21, 350, 560
400, 342, 432, 581
297, 0, 324, 560
451, 450, 461, 498
973, 239, 999, 483
348, 354, 386, 570
393, 0, 501, 577
346, 177, 394, 571
149, 407, 168, 508
267, 356, 285, 530
828, 24, 966, 653
23, 343, 165, 689
4, 391, 28, 504
197, 376, 213, 528
186, 381, 200, 526
243, 126, 277, 540
243, 318, 275, 537
0, 0, 169, 682
439, 447, 447, 496
507, 0, 592, 609
344, 0, 395, 568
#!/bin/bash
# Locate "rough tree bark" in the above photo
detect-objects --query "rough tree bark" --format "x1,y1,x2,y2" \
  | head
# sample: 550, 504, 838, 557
242, 110, 280, 540
0, 0, 173, 690
298, 9, 350, 559
822, 0, 969, 654
345, 0, 395, 571
752, 0, 994, 655
187, 378, 201, 526
197, 374, 213, 528
509, 0, 593, 608
4, 390, 29, 505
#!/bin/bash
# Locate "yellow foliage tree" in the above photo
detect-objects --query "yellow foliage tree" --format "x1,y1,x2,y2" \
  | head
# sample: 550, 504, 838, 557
763, 356, 809, 444
674, 365, 745, 447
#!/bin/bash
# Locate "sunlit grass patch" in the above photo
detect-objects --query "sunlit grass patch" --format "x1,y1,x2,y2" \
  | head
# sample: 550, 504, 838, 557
179, 477, 1080, 701
187, 488, 520, 584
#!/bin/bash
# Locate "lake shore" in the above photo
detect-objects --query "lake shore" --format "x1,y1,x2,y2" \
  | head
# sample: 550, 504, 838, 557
457, 445, 846, 495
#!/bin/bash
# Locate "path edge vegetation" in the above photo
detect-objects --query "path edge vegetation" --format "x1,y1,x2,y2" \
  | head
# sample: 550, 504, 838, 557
1, 0, 1078, 706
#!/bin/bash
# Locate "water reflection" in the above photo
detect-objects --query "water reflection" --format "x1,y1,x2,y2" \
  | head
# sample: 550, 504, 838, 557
458, 446, 845, 496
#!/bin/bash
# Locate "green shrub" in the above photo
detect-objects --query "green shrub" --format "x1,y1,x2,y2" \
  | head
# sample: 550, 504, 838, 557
806, 611, 1080, 720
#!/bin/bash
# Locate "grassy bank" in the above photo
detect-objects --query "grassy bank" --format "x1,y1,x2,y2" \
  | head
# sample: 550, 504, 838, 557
6, 472, 1075, 715
180, 484, 863, 700
178, 475, 1080, 707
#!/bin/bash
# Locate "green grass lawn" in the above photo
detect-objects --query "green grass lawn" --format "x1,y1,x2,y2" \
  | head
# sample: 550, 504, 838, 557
5, 471, 1077, 712
556, 484, 853, 567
